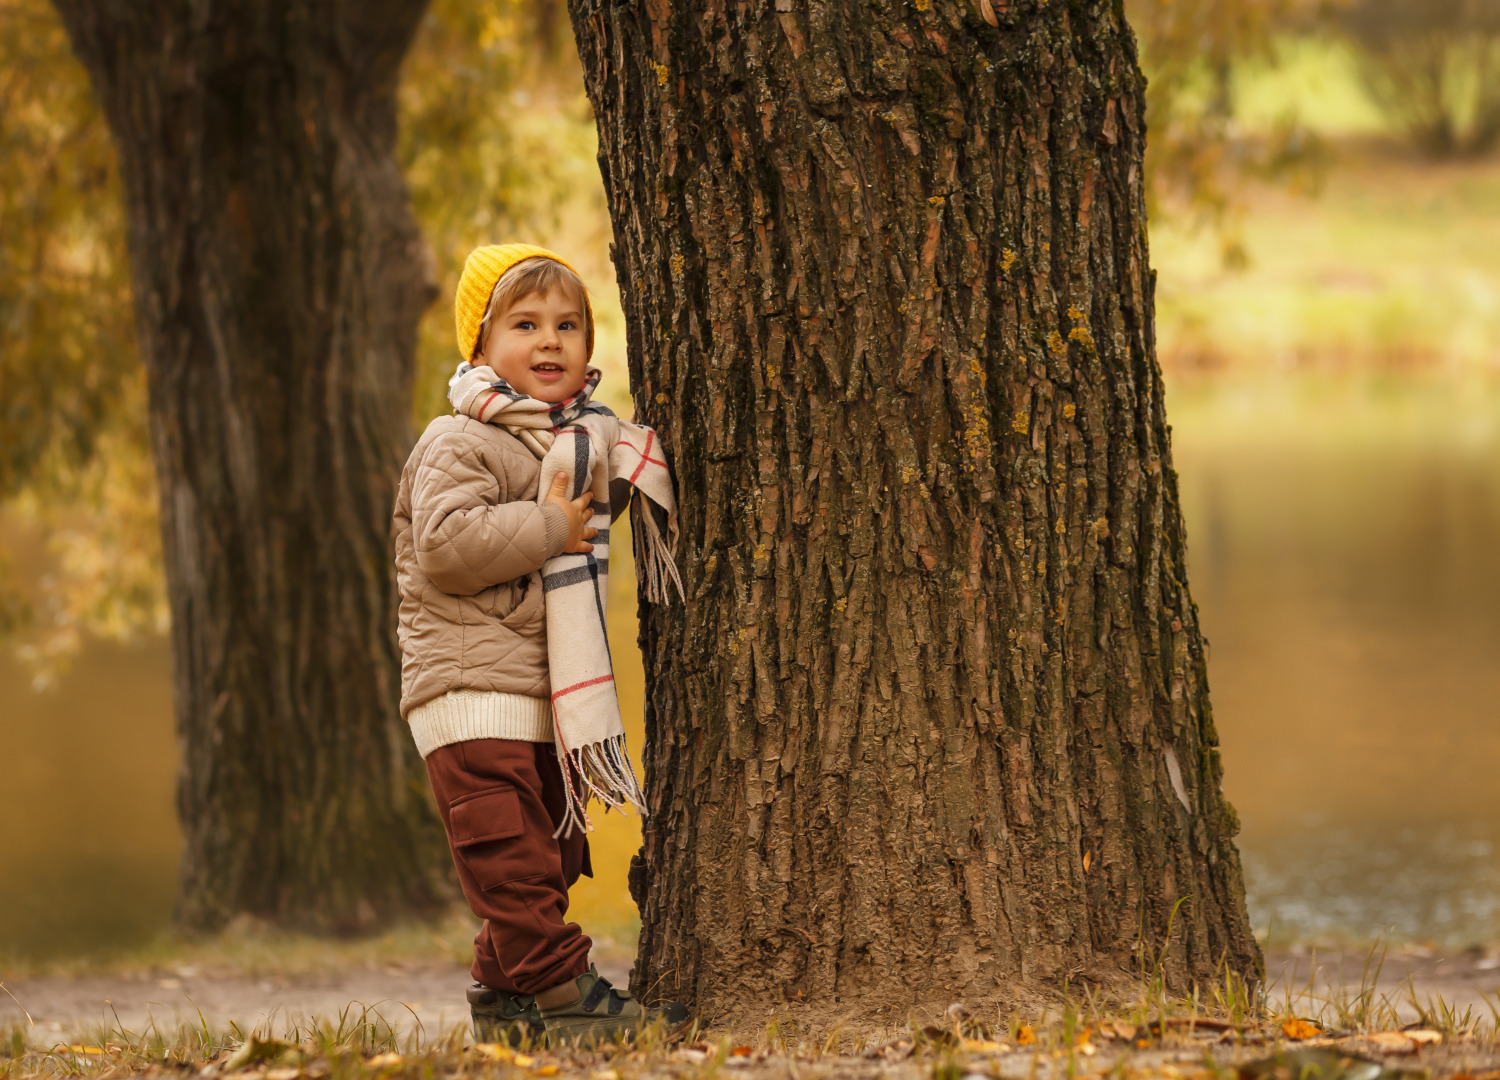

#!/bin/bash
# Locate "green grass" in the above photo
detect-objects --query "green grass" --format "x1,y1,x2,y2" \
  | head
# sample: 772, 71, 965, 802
1152, 146, 1500, 374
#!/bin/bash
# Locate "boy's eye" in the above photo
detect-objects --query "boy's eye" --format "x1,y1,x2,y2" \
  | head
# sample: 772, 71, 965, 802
514, 320, 535, 331
559, 320, 575, 331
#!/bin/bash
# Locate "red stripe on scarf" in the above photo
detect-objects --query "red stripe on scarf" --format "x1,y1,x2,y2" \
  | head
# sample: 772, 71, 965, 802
615, 438, 667, 469
477, 390, 505, 422
627, 429, 656, 485
551, 673, 615, 702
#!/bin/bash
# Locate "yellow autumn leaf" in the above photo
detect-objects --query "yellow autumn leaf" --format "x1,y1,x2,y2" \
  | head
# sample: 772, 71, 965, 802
472, 1044, 514, 1063
1282, 1019, 1322, 1040
1016, 1024, 1036, 1046
535, 1066, 560, 1076
514, 1054, 535, 1067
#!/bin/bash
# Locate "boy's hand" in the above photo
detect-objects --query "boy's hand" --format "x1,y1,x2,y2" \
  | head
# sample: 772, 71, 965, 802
547, 473, 597, 554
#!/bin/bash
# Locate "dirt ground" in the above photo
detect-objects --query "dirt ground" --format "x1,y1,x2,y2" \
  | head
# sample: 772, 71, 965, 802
3, 945, 1499, 1045
0, 944, 632, 1043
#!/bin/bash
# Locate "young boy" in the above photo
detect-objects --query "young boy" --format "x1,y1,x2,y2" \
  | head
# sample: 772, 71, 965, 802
392, 244, 686, 1045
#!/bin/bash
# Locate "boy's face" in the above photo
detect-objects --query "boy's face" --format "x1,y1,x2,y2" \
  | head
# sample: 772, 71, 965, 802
480, 285, 590, 403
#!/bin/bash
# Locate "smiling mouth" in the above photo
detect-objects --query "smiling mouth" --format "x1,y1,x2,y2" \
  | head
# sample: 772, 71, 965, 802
532, 362, 565, 375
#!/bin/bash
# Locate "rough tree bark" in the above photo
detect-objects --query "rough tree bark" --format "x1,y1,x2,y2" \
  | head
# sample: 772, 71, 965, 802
571, 0, 1260, 1017
52, 1, 450, 930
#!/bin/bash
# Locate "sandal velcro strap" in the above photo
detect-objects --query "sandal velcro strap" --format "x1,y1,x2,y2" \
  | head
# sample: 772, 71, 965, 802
582, 976, 614, 1013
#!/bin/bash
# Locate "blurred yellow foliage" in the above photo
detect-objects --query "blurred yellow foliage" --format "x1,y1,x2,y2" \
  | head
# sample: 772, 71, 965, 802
1127, 0, 1330, 258
0, 0, 160, 684
0, 0, 603, 679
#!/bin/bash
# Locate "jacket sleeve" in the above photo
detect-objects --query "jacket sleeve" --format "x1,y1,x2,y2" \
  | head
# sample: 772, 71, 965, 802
410, 433, 570, 595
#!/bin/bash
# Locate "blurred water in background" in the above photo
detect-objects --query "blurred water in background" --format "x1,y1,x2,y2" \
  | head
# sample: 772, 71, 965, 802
1175, 374, 1500, 947
4, 371, 1499, 961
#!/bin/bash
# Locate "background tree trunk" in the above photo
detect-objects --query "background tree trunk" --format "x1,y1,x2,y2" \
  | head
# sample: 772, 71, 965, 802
571, 0, 1260, 1018
52, 0, 451, 930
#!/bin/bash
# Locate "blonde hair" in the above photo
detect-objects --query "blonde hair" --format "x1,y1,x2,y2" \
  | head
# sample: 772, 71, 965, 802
475, 256, 593, 359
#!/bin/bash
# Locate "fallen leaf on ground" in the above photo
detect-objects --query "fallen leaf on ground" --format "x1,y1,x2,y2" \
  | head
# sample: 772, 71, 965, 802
1364, 1033, 1415, 1053
1097, 1020, 1137, 1041
962, 1038, 1009, 1053
1283, 1019, 1322, 1040
472, 1045, 514, 1063
1404, 1030, 1441, 1047
534, 1066, 559, 1076
365, 1054, 402, 1068
66, 1046, 106, 1055
730, 1047, 754, 1057
513, 1055, 535, 1067
223, 1039, 290, 1074
1016, 1025, 1036, 1046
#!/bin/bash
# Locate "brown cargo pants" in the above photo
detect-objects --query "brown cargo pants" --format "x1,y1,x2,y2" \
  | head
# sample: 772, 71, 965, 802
425, 738, 593, 995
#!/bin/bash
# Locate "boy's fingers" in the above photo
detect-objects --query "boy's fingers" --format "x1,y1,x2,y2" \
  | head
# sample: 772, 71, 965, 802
550, 473, 568, 493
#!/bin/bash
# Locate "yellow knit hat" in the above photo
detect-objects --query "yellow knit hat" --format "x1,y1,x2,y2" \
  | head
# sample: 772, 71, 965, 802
454, 243, 595, 362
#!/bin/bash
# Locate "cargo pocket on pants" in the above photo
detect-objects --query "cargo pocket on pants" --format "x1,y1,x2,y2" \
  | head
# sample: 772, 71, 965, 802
450, 785, 528, 891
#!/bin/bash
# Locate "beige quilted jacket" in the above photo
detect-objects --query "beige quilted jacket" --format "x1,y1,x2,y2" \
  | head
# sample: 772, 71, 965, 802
392, 415, 570, 719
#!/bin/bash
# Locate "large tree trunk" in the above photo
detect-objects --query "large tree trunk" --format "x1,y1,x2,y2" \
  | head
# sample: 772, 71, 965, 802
52, 0, 450, 930
571, 0, 1260, 1018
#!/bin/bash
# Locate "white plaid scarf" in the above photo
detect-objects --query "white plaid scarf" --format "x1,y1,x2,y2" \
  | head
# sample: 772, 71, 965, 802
448, 362, 682, 835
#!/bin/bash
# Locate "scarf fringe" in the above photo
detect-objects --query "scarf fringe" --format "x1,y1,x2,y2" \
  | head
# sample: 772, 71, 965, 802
632, 496, 685, 604
552, 732, 648, 839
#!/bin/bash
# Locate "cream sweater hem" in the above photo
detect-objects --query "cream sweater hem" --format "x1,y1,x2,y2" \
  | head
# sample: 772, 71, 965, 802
408, 689, 553, 758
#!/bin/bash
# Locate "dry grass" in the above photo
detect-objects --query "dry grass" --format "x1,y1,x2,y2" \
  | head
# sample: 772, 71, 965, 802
6, 949, 1500, 1080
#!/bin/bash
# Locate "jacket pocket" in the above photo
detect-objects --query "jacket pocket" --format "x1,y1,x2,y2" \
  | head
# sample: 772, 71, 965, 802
482, 577, 523, 618
499, 570, 544, 630
449, 785, 531, 890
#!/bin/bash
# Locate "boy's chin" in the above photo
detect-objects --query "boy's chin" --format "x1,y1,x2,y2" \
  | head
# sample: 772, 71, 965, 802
525, 381, 585, 403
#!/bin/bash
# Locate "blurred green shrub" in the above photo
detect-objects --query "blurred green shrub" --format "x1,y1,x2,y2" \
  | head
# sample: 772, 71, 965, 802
1340, 0, 1500, 158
